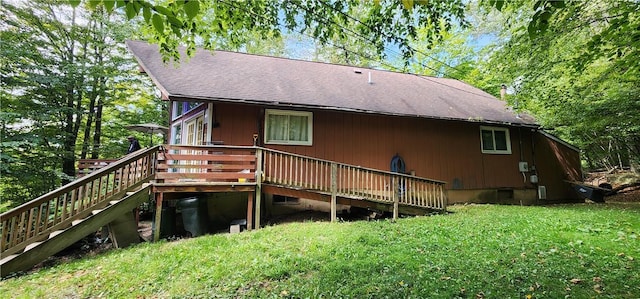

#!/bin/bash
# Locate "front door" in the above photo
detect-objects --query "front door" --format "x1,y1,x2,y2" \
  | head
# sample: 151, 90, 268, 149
184, 115, 206, 174
185, 114, 205, 146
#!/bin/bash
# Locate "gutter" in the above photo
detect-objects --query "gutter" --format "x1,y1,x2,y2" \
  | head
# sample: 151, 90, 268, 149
168, 94, 541, 129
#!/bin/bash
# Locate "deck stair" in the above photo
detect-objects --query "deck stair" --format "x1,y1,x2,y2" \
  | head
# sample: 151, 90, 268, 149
0, 185, 151, 276
1, 147, 159, 277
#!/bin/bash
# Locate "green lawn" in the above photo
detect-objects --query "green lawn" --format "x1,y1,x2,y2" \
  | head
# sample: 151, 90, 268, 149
1, 203, 639, 298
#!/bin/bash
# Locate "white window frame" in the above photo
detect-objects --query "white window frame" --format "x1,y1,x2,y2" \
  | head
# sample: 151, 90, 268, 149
172, 101, 203, 120
480, 126, 512, 154
264, 109, 313, 146
171, 123, 182, 145
183, 112, 205, 146
171, 101, 183, 120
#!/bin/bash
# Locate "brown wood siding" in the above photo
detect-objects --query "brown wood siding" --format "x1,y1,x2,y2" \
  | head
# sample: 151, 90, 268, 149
208, 102, 581, 200
212, 104, 259, 146
533, 133, 582, 201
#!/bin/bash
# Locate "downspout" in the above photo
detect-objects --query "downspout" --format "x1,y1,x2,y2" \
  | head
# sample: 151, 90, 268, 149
531, 129, 539, 204
206, 103, 214, 144
519, 127, 525, 184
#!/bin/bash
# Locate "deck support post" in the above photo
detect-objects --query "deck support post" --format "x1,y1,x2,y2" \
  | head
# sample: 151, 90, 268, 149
392, 177, 399, 222
153, 192, 163, 241
247, 192, 254, 231
330, 163, 337, 222
255, 148, 263, 229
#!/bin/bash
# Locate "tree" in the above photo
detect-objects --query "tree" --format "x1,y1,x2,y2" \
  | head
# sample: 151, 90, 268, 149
401, 23, 479, 79
479, 0, 640, 171
0, 0, 160, 209
79, 0, 468, 63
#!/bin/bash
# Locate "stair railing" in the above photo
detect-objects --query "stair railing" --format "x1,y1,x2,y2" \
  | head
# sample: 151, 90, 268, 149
261, 148, 447, 211
0, 146, 159, 258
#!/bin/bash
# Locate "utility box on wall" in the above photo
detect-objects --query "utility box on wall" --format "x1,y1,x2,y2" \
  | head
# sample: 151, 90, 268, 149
518, 161, 529, 172
538, 186, 547, 200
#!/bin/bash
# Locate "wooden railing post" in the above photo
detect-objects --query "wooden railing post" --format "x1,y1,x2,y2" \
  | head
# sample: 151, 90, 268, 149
392, 177, 399, 221
330, 163, 337, 222
255, 148, 263, 229
152, 192, 163, 242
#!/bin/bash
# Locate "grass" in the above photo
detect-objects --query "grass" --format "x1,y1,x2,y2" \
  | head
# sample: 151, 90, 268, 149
1, 203, 639, 298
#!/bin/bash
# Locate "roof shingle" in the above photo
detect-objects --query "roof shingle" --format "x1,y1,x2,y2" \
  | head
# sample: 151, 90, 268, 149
126, 40, 536, 127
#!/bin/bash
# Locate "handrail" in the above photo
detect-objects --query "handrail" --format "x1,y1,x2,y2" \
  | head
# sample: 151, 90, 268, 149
260, 147, 446, 184
0, 146, 160, 257
260, 147, 447, 211
77, 159, 118, 177
152, 144, 446, 211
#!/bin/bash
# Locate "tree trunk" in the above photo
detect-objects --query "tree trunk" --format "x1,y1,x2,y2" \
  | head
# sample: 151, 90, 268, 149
629, 138, 640, 174
91, 102, 103, 159
80, 96, 96, 160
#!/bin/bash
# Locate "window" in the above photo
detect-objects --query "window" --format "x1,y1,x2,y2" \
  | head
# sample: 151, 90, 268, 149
185, 115, 205, 146
172, 101, 183, 119
480, 126, 511, 154
172, 101, 202, 119
264, 109, 313, 145
171, 124, 182, 145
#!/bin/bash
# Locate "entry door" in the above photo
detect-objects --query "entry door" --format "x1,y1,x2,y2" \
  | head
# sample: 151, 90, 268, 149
185, 115, 206, 173
185, 115, 205, 146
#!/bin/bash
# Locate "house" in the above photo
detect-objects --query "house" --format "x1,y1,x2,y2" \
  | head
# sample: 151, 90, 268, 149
0, 41, 584, 276
126, 40, 581, 218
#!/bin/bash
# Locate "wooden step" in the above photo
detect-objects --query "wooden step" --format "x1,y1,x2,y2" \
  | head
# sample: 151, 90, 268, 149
49, 230, 64, 238
72, 219, 83, 226
91, 209, 104, 215
24, 241, 43, 251
110, 200, 121, 205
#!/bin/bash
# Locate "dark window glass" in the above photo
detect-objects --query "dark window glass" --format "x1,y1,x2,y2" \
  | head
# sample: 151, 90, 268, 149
187, 102, 199, 111
174, 101, 183, 117
481, 130, 494, 150
494, 131, 508, 151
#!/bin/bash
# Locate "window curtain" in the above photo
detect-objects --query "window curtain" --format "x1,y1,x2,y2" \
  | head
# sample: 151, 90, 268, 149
268, 114, 288, 141
288, 115, 308, 141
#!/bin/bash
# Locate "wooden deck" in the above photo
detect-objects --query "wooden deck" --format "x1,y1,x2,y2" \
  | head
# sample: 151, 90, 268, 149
0, 144, 447, 277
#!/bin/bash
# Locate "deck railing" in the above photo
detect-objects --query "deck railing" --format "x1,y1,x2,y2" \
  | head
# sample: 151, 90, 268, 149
0, 147, 159, 258
2, 145, 446, 257
151, 145, 446, 210
155, 145, 256, 183
261, 148, 447, 211
77, 159, 118, 177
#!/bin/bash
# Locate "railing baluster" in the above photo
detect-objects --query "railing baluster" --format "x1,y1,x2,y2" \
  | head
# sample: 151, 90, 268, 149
278, 153, 282, 185
8, 217, 17, 249
41, 200, 51, 230
295, 156, 299, 185
419, 181, 424, 207
26, 207, 36, 240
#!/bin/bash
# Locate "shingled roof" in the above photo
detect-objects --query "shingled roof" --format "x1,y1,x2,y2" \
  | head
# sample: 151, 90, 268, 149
126, 40, 537, 127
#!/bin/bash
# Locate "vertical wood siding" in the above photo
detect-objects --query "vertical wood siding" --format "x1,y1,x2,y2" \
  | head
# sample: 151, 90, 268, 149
208, 102, 580, 200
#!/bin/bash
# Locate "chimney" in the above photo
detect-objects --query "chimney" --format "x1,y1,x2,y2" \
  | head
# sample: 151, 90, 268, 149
500, 84, 507, 101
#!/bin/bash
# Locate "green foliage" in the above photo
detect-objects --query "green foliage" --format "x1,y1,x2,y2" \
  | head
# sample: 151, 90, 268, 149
0, 1, 164, 208
402, 23, 478, 79
84, 0, 468, 63
1, 204, 639, 297
478, 0, 640, 171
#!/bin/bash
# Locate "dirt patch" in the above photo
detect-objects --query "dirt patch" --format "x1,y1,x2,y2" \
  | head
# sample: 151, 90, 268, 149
584, 170, 640, 202
606, 188, 640, 202
264, 210, 331, 226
